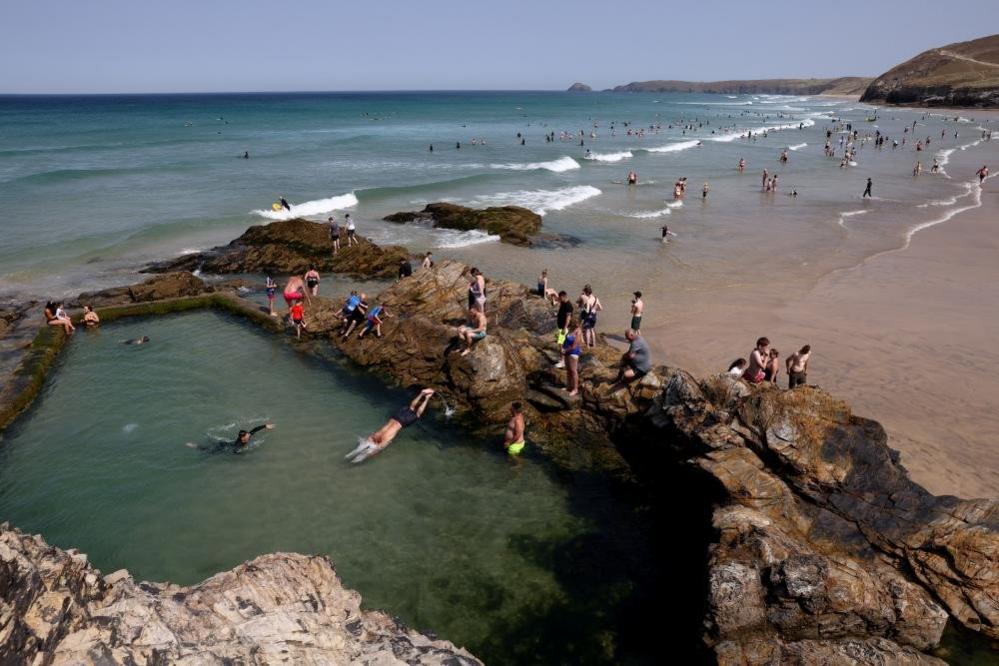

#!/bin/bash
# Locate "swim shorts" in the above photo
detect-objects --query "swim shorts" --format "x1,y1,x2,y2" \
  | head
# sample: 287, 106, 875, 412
630, 315, 642, 331
266, 287, 276, 298
392, 407, 419, 428
306, 279, 318, 289
472, 330, 486, 341
283, 291, 302, 306
556, 329, 567, 345
507, 440, 525, 456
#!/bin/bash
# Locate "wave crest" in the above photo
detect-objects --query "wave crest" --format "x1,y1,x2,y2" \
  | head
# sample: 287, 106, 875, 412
472, 185, 601, 216
252, 192, 358, 220
489, 156, 580, 172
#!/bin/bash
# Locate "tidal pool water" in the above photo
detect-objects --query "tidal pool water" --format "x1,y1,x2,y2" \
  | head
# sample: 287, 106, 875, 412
0, 310, 681, 663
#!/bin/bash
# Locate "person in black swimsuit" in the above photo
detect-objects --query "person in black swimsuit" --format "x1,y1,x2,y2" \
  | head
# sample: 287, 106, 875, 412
344, 389, 435, 463
190, 423, 274, 454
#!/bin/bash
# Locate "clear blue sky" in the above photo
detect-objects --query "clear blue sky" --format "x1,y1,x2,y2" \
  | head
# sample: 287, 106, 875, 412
2, 0, 997, 93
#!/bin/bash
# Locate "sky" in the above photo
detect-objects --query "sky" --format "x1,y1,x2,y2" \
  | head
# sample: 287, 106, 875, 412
2, 1, 997, 93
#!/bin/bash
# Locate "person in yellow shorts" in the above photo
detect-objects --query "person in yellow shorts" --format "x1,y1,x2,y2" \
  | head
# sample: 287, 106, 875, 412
503, 401, 526, 456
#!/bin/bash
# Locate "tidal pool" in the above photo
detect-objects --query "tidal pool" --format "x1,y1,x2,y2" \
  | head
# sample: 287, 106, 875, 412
0, 310, 676, 663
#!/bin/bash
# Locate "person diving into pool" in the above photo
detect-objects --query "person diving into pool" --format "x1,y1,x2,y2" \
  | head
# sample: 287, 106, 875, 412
344, 389, 435, 463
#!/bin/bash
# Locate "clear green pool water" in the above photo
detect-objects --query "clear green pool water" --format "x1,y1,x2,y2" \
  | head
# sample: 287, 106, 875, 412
0, 310, 640, 660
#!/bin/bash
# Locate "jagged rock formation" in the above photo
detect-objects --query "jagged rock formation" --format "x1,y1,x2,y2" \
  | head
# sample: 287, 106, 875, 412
0, 523, 480, 665
861, 34, 999, 107
146, 218, 410, 279
384, 203, 543, 246
567, 82, 592, 92
610, 77, 871, 96
77, 272, 214, 308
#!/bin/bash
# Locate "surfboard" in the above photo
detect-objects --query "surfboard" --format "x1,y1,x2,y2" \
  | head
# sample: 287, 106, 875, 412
271, 203, 282, 211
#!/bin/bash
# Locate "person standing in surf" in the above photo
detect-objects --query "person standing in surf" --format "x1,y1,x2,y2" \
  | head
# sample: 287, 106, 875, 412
863, 177, 873, 198
503, 402, 526, 457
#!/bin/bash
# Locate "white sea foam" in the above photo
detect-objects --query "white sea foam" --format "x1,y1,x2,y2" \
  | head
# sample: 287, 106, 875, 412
252, 192, 358, 220
677, 101, 754, 106
710, 118, 816, 143
583, 150, 633, 162
647, 140, 701, 153
788, 143, 808, 151
490, 156, 580, 172
431, 229, 501, 249
837, 209, 868, 228
122, 423, 138, 434
628, 200, 683, 219
472, 185, 601, 216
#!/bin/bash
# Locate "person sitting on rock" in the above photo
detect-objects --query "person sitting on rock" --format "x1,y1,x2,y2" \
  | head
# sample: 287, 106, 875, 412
727, 358, 748, 378
456, 308, 487, 356
398, 258, 413, 281
344, 389, 435, 463
615, 328, 652, 385
43, 301, 74, 335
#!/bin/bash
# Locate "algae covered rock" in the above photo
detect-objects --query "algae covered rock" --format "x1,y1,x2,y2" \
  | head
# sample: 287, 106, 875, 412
147, 218, 410, 279
385, 202, 542, 246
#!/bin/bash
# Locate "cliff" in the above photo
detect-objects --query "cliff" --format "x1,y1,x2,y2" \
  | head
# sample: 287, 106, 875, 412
861, 34, 999, 107
0, 523, 480, 664
609, 77, 871, 96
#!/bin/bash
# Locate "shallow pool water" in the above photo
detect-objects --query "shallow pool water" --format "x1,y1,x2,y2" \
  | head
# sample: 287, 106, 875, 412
0, 310, 637, 659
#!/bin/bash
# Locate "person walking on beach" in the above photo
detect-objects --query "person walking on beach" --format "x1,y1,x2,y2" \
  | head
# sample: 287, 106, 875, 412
503, 402, 526, 457
744, 337, 770, 384
345, 214, 358, 247
328, 216, 341, 255
578, 285, 602, 348
344, 389, 436, 463
630, 292, 644, 334
978, 165, 990, 185
786, 345, 811, 388
615, 329, 652, 386
863, 177, 873, 198
265, 276, 277, 316
304, 266, 321, 296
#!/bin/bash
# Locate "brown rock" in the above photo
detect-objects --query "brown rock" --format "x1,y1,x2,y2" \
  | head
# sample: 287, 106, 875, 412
385, 202, 542, 246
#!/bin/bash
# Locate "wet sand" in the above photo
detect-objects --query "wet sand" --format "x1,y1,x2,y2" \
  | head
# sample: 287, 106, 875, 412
644, 176, 998, 498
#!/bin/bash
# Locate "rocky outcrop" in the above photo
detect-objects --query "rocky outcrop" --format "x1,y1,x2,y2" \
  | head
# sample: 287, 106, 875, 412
384, 203, 543, 246
146, 218, 410, 279
861, 34, 999, 107
610, 77, 871, 96
76, 272, 213, 309
0, 523, 480, 665
567, 82, 592, 92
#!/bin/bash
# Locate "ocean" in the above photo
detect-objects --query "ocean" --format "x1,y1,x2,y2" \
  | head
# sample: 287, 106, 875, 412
0, 91, 994, 314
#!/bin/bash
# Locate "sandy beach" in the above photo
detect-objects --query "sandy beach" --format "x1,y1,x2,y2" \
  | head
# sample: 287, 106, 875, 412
646, 173, 998, 498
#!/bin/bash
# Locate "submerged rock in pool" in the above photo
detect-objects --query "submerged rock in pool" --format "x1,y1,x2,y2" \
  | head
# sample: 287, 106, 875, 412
145, 218, 410, 280
0, 523, 481, 665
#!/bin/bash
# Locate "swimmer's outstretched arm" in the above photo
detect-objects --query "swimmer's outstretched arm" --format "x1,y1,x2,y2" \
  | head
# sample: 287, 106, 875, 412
249, 423, 275, 436
411, 389, 435, 417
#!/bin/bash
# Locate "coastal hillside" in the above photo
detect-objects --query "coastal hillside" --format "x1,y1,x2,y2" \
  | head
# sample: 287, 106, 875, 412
861, 33, 999, 107
608, 77, 871, 96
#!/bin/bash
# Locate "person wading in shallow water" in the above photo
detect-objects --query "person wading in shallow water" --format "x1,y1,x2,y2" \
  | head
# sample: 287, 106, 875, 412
503, 401, 526, 457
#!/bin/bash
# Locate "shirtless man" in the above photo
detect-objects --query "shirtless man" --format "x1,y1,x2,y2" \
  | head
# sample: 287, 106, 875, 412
978, 165, 989, 185
786, 345, 811, 388
344, 389, 435, 463
282, 275, 307, 316
503, 402, 526, 456
630, 292, 644, 334
456, 308, 487, 356
743, 337, 770, 384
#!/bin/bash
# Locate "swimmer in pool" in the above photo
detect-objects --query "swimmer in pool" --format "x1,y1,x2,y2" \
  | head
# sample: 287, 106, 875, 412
344, 388, 435, 463
123, 336, 150, 345
190, 423, 274, 453
503, 401, 526, 456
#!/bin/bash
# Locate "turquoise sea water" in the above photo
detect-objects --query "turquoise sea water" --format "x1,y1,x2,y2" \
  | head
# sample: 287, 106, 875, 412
2, 91, 995, 305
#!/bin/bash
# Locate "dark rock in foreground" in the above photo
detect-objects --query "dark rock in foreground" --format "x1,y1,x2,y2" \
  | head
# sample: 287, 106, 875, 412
384, 202, 543, 246
146, 218, 410, 279
0, 523, 480, 664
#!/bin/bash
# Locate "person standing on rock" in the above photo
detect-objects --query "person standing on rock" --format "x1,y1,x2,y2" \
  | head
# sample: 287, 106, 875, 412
562, 319, 583, 396
345, 214, 358, 247
978, 165, 989, 185
786, 345, 811, 389
344, 389, 436, 463
328, 216, 341, 255
743, 337, 770, 384
421, 252, 434, 270
615, 329, 652, 385
503, 402, 526, 457
467, 267, 486, 312
554, 291, 573, 368
456, 308, 487, 356
265, 276, 278, 316
304, 266, 321, 296
398, 258, 413, 281
290, 301, 306, 339
282, 276, 307, 317
577, 285, 602, 349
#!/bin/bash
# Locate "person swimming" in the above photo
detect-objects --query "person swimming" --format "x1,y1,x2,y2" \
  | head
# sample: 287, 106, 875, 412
191, 423, 274, 454
344, 389, 436, 463
123, 336, 150, 345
